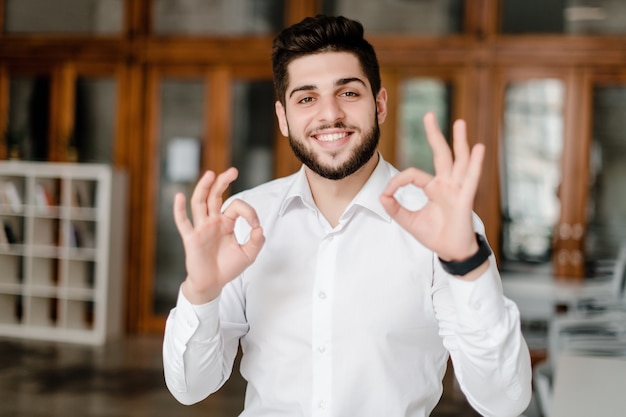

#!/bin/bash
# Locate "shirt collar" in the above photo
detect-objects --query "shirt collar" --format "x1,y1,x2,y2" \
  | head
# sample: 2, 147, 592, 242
278, 153, 396, 222
278, 165, 317, 215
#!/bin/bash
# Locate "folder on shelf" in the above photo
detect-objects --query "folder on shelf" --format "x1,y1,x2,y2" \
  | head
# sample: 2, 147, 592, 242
0, 220, 10, 250
3, 181, 22, 213
72, 181, 94, 208
69, 222, 95, 249
3, 221, 17, 245
34, 183, 54, 214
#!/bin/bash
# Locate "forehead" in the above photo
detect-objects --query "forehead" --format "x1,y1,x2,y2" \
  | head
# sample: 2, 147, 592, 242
286, 51, 368, 89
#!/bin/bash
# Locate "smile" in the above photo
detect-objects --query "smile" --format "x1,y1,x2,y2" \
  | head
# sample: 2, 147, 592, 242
314, 132, 351, 142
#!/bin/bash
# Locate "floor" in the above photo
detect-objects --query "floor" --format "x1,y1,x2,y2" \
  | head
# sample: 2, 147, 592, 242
0, 334, 539, 417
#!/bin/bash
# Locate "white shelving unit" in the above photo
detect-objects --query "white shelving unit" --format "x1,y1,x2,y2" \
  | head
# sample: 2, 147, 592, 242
0, 161, 127, 345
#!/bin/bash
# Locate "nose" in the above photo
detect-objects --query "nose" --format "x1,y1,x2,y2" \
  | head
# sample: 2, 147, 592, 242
317, 95, 345, 123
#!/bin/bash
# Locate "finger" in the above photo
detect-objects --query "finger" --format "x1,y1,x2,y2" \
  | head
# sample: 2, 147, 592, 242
190, 170, 216, 224
379, 192, 402, 218
223, 199, 265, 262
207, 167, 239, 217
380, 192, 419, 231
380, 168, 432, 229
450, 119, 470, 183
461, 143, 485, 200
222, 198, 261, 228
381, 167, 433, 198
173, 192, 195, 237
423, 112, 453, 176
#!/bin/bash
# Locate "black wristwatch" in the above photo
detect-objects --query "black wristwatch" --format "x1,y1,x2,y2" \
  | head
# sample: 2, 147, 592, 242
438, 233, 492, 276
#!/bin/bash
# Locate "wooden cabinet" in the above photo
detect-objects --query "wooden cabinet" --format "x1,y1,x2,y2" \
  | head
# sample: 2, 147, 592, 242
0, 161, 126, 344
2, 1, 626, 332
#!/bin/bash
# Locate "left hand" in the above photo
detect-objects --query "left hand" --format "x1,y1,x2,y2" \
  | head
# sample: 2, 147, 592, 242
380, 112, 485, 262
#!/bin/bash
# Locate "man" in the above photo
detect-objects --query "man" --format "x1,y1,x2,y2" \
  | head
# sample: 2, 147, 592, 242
163, 15, 532, 417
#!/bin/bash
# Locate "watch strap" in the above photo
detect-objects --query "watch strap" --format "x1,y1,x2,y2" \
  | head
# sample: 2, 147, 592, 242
438, 233, 492, 276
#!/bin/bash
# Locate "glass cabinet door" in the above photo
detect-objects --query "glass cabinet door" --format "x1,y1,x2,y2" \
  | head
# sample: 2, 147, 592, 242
500, 79, 565, 269
7, 75, 51, 160
499, 77, 626, 275
154, 0, 285, 35
6, 71, 117, 163
323, 0, 464, 34
229, 80, 276, 194
153, 78, 206, 315
5, 0, 123, 34
72, 76, 117, 163
502, 0, 626, 34
585, 84, 626, 263
151, 76, 276, 316
396, 78, 453, 174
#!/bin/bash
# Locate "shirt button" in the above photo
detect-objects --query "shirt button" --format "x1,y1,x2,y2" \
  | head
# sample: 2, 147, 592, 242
318, 345, 326, 353
318, 401, 327, 409
318, 291, 327, 300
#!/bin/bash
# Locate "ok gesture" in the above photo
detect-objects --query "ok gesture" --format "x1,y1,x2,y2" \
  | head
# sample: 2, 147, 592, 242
173, 168, 265, 304
380, 112, 486, 271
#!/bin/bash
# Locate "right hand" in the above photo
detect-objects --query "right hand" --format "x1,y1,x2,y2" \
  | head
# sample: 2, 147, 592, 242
173, 167, 265, 304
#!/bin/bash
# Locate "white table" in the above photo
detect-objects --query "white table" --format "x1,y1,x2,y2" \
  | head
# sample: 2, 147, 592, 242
501, 271, 615, 321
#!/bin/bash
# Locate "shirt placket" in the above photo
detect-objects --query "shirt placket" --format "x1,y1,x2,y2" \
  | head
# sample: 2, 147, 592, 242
311, 230, 337, 416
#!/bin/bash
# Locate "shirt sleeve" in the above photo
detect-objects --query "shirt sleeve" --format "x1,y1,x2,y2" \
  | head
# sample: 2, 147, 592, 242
433, 254, 533, 417
162, 284, 247, 405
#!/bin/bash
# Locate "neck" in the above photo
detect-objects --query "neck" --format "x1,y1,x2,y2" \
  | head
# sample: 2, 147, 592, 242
305, 152, 379, 227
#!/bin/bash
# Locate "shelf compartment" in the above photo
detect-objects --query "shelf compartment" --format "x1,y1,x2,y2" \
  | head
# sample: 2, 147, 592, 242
65, 259, 96, 290
32, 177, 61, 215
31, 217, 60, 246
25, 296, 58, 328
0, 215, 25, 248
0, 254, 23, 285
66, 220, 97, 250
62, 299, 95, 331
70, 179, 98, 209
29, 256, 60, 287
0, 294, 23, 325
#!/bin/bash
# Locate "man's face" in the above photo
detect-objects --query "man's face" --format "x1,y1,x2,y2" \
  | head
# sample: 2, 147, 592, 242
275, 52, 387, 180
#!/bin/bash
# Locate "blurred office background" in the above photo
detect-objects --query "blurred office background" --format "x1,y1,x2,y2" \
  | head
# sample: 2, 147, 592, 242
1, 1, 626, 416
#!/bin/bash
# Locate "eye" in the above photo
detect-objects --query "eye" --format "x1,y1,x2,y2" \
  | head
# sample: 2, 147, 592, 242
340, 91, 360, 99
297, 96, 315, 104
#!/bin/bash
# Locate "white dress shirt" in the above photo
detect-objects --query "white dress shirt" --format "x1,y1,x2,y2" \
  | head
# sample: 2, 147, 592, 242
163, 156, 532, 417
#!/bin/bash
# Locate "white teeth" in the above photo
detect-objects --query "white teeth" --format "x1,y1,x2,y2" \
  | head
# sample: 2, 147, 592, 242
317, 132, 347, 142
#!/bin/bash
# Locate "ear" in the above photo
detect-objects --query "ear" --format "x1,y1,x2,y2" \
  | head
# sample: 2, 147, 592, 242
275, 101, 289, 137
375, 87, 388, 125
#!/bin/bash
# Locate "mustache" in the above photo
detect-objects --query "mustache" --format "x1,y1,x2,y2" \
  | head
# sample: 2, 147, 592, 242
307, 121, 355, 136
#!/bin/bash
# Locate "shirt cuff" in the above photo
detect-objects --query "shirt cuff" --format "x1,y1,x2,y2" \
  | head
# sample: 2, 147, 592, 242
445, 258, 507, 330
173, 288, 221, 342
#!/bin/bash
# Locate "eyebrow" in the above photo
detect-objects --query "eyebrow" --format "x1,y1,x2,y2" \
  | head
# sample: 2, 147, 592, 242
288, 77, 367, 99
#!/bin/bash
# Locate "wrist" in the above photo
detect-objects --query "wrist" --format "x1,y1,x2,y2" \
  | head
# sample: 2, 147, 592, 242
438, 233, 492, 276
182, 279, 222, 305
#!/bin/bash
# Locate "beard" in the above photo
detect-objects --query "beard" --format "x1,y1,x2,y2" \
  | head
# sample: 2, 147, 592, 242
288, 118, 380, 181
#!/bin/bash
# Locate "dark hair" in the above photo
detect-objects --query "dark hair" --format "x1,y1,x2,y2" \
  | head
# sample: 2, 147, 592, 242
271, 15, 381, 106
